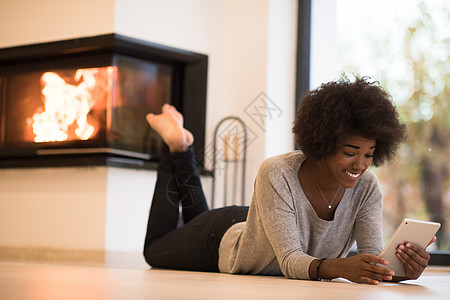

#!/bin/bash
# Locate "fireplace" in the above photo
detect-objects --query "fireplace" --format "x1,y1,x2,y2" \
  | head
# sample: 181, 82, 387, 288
0, 34, 207, 169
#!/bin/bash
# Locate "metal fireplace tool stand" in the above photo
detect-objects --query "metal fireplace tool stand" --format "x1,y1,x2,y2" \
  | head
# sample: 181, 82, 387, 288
210, 116, 247, 208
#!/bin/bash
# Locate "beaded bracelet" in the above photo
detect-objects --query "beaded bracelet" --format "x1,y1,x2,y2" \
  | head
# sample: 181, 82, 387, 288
316, 258, 327, 281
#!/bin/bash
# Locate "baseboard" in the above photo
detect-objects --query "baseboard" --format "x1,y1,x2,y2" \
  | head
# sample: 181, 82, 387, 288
0, 246, 105, 265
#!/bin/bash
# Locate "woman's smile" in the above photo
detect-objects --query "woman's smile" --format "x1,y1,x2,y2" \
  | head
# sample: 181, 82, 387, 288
344, 170, 362, 181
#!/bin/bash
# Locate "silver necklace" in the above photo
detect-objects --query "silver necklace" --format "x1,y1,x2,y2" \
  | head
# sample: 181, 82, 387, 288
311, 163, 341, 209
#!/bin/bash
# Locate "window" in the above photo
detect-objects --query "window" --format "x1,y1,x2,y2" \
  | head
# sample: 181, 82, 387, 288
301, 0, 449, 258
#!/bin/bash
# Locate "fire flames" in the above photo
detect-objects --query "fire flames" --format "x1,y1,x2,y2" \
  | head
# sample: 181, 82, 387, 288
29, 67, 113, 143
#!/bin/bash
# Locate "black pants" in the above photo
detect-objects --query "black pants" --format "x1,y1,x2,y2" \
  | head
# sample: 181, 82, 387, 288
143, 146, 248, 272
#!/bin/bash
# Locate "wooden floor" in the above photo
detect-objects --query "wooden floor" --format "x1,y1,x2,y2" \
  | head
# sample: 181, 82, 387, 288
0, 261, 449, 300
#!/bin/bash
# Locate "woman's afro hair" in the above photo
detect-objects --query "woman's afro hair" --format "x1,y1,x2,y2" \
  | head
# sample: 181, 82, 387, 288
292, 76, 407, 167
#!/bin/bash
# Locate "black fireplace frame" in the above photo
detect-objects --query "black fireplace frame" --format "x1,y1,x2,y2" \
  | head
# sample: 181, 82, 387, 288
0, 34, 208, 171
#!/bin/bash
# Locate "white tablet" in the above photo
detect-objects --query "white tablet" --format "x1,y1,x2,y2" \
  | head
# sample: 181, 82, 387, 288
378, 219, 440, 277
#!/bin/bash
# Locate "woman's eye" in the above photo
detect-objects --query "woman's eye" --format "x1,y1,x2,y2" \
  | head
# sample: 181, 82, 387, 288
344, 152, 355, 157
365, 154, 374, 158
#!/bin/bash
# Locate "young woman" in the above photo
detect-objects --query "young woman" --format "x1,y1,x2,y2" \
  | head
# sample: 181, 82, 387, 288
143, 77, 434, 285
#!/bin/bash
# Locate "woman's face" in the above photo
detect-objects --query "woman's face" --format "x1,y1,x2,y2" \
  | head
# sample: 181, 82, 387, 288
324, 134, 376, 189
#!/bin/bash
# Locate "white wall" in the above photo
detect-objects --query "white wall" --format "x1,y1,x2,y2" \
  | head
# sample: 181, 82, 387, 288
265, 0, 297, 158
0, 167, 108, 250
0, 0, 115, 48
104, 168, 156, 253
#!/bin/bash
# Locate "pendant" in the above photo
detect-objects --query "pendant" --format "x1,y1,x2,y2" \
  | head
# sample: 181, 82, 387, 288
328, 205, 331, 209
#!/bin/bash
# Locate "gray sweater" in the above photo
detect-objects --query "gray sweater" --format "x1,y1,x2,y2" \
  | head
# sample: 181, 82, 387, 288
218, 151, 383, 279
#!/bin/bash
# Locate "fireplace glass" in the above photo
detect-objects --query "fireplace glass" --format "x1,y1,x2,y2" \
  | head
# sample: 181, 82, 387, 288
2, 56, 170, 159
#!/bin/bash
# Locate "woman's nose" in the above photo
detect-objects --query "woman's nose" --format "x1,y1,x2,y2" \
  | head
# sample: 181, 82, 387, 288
353, 156, 366, 170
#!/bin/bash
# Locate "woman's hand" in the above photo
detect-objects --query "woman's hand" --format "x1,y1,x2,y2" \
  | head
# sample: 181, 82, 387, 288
318, 254, 394, 285
394, 236, 436, 280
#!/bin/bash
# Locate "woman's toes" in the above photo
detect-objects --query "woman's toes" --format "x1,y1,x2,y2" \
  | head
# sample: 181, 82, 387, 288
184, 129, 194, 146
146, 113, 155, 126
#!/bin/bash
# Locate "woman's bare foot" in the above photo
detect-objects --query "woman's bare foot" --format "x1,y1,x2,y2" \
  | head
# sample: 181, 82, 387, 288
146, 104, 194, 152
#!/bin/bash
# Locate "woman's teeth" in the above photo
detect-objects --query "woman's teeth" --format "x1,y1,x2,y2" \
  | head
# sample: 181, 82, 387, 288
346, 171, 360, 179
